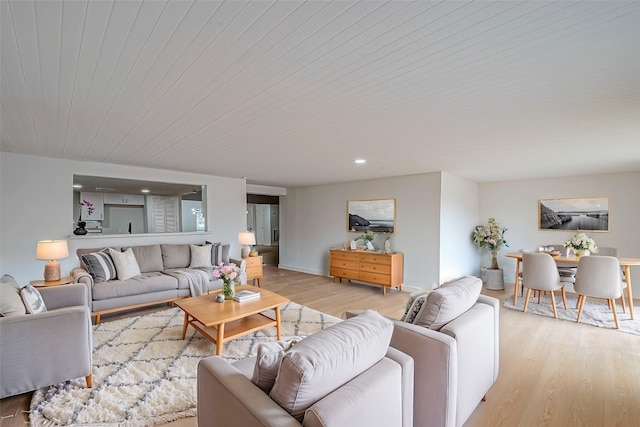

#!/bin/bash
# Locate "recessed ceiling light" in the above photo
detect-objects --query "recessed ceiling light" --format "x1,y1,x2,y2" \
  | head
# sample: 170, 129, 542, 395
141, 189, 150, 193
72, 184, 82, 188
354, 159, 366, 164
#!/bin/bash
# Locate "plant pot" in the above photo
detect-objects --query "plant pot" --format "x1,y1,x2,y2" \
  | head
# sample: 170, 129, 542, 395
482, 268, 504, 290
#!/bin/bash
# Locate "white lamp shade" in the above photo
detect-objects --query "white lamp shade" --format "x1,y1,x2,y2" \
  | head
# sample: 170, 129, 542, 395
238, 232, 256, 246
36, 240, 69, 260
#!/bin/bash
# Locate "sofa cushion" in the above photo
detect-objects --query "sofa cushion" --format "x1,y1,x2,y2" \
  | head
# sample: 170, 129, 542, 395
251, 338, 301, 393
20, 284, 47, 314
413, 276, 482, 331
190, 244, 213, 268
161, 244, 190, 269
269, 310, 392, 421
130, 245, 163, 273
80, 251, 117, 283
0, 275, 26, 317
91, 272, 178, 300
109, 248, 141, 281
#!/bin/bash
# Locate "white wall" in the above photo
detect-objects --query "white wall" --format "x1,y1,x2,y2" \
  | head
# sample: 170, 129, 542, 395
479, 172, 640, 295
0, 152, 246, 284
440, 172, 480, 282
280, 173, 443, 290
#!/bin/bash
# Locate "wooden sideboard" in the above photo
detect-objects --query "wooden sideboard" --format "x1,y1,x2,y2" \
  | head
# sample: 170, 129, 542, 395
329, 249, 403, 295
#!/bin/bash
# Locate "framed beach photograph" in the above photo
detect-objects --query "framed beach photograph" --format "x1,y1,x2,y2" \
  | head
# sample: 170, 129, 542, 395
347, 198, 395, 233
538, 197, 609, 232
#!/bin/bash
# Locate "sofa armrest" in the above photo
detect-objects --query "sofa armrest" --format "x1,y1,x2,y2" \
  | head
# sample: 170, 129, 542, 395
0, 306, 92, 398
390, 319, 457, 427
198, 356, 301, 427
440, 303, 498, 426
71, 267, 94, 307
39, 283, 87, 310
229, 258, 247, 285
477, 294, 500, 381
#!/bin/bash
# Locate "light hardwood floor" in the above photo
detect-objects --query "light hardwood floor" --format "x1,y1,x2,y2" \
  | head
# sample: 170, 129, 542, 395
2, 266, 639, 426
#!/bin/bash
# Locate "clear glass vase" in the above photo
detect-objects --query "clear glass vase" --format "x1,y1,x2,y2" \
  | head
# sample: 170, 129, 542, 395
223, 280, 235, 300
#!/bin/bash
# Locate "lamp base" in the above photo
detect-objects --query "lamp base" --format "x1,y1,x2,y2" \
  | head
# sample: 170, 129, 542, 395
44, 260, 61, 282
241, 246, 250, 258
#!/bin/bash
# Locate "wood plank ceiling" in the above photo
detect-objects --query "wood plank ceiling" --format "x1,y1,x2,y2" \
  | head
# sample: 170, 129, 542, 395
1, 0, 639, 187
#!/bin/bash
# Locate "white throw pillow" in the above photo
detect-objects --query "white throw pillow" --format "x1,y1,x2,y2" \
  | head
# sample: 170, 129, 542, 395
413, 276, 482, 331
108, 248, 141, 280
251, 338, 302, 393
189, 244, 213, 268
20, 284, 47, 314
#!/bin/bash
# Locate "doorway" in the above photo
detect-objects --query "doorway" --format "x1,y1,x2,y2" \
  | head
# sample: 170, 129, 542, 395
247, 194, 280, 266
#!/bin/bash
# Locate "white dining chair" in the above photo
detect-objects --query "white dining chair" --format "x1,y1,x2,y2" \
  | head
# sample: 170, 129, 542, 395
591, 247, 627, 313
522, 253, 568, 318
573, 255, 623, 329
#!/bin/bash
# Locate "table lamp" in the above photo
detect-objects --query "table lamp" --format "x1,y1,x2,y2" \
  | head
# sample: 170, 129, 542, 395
36, 240, 69, 282
238, 232, 256, 258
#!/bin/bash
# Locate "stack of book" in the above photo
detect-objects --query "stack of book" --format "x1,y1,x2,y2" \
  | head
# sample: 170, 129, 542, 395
233, 290, 260, 302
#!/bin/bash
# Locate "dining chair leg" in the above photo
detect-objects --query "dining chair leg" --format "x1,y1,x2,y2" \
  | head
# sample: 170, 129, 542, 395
620, 291, 626, 314
523, 288, 532, 313
576, 295, 586, 324
561, 287, 567, 310
610, 298, 620, 329
537, 290, 541, 304
550, 291, 558, 318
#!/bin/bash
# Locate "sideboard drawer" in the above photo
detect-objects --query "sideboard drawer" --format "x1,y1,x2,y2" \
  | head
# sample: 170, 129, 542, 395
331, 251, 360, 262
359, 262, 391, 274
330, 267, 359, 280
331, 259, 359, 270
359, 271, 391, 286
358, 253, 391, 265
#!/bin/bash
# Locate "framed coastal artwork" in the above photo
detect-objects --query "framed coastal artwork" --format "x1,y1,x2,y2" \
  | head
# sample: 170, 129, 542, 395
347, 198, 395, 234
538, 197, 609, 232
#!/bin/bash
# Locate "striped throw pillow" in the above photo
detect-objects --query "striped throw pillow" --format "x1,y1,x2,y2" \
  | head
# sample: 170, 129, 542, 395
81, 251, 116, 283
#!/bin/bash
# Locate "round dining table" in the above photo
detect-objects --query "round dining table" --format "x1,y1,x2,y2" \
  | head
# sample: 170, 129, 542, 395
504, 252, 639, 320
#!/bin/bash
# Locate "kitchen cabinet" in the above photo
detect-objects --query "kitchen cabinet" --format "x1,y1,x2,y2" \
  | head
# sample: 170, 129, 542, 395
103, 193, 145, 205
79, 192, 104, 220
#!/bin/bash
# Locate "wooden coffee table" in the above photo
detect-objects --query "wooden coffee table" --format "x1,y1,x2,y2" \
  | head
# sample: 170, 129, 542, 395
176, 285, 289, 355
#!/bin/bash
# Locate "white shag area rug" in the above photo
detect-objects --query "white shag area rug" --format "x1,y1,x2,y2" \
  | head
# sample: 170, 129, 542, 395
503, 293, 640, 336
30, 301, 342, 426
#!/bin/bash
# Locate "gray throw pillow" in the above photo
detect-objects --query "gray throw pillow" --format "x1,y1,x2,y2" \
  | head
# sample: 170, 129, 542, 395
81, 251, 116, 283
20, 284, 47, 314
413, 276, 482, 331
251, 338, 302, 393
109, 248, 141, 280
0, 275, 27, 317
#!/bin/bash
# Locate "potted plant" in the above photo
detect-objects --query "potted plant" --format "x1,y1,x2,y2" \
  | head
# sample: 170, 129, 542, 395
473, 217, 508, 269
564, 232, 597, 257
358, 231, 375, 250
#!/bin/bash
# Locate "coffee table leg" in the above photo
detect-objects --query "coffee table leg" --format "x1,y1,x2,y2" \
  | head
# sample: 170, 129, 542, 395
182, 312, 189, 339
216, 323, 225, 356
275, 306, 282, 341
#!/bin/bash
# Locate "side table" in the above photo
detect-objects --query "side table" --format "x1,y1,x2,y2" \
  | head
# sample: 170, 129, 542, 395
243, 256, 263, 287
29, 276, 74, 287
